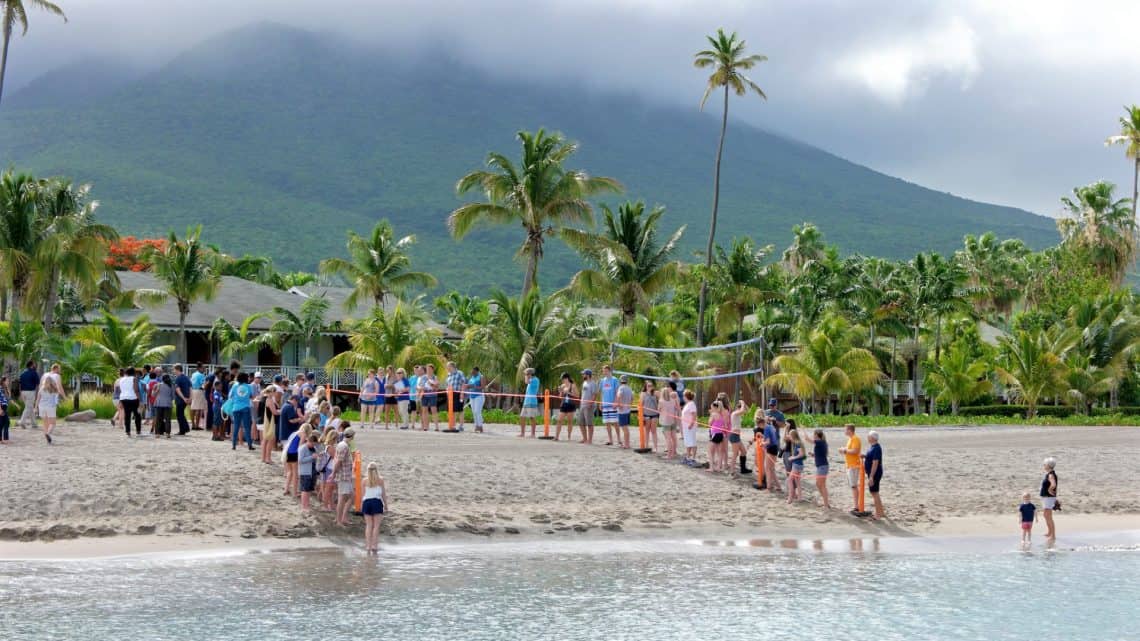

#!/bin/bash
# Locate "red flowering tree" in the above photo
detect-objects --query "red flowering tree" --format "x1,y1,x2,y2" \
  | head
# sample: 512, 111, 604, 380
105, 236, 167, 271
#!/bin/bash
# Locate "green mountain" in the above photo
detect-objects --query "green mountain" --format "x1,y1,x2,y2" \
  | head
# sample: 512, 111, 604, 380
0, 23, 1059, 293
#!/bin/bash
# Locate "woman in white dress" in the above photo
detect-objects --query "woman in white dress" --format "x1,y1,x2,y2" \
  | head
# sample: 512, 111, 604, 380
38, 363, 65, 445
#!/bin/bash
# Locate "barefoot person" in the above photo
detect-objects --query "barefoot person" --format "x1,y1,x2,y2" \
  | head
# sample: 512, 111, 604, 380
640, 380, 659, 453
467, 367, 485, 433
805, 429, 831, 509
555, 373, 577, 441
786, 427, 806, 503
299, 434, 319, 514
680, 389, 698, 467
729, 400, 750, 474
333, 428, 357, 526
38, 363, 65, 445
758, 410, 781, 493
1019, 491, 1038, 548
598, 366, 620, 445
616, 376, 633, 449
362, 462, 388, 554
17, 360, 39, 431
359, 369, 379, 429
519, 368, 540, 438
864, 430, 885, 519
838, 424, 862, 508
1040, 457, 1059, 541
659, 381, 679, 459
578, 369, 596, 444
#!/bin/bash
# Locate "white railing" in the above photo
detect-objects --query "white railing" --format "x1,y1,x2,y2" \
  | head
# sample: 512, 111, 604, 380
162, 364, 363, 390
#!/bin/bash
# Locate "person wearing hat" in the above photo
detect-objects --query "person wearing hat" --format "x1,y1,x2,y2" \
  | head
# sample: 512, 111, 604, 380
333, 427, 356, 526
615, 375, 634, 449
598, 365, 620, 446
578, 369, 596, 444
765, 397, 786, 430
519, 368, 540, 438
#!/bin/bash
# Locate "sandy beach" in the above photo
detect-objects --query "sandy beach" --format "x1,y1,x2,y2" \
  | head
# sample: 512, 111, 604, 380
1, 421, 1138, 555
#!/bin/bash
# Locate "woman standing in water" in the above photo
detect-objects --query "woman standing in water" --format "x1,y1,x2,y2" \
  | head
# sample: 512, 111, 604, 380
362, 461, 388, 554
1040, 457, 1059, 541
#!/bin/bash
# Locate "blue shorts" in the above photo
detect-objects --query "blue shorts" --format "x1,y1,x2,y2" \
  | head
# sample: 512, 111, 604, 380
361, 398, 381, 406
362, 498, 385, 516
816, 465, 829, 477
300, 475, 316, 493
618, 413, 631, 427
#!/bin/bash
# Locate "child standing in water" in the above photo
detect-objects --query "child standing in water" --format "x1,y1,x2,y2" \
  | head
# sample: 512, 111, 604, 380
1019, 492, 1037, 547
362, 462, 388, 554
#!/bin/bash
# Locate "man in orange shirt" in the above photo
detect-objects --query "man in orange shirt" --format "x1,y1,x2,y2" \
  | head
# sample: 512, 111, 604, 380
837, 423, 862, 509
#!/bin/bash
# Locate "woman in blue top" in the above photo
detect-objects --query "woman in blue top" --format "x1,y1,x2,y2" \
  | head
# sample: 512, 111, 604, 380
359, 369, 380, 429
394, 368, 411, 429
467, 367, 485, 433
864, 431, 884, 520
229, 372, 254, 451
786, 428, 806, 504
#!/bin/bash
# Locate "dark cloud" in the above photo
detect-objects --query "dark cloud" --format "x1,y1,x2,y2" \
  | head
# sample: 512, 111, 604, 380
6, 0, 1139, 216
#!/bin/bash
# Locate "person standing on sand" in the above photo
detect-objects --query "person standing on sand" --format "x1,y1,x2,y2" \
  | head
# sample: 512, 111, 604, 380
394, 368, 411, 429
519, 368, 540, 438
333, 428, 357, 526
383, 366, 399, 429
680, 389, 698, 466
616, 375, 633, 449
578, 369, 596, 444
804, 429, 831, 509
360, 369, 379, 429
173, 365, 191, 436
261, 383, 280, 463
759, 410, 781, 493
729, 400, 751, 474
190, 363, 206, 430
1040, 458, 1059, 541
658, 381, 679, 459
229, 372, 254, 451
640, 380, 659, 453
152, 373, 174, 438
17, 360, 39, 430
0, 375, 10, 444
118, 367, 143, 437
838, 424, 862, 508
362, 461, 388, 554
445, 361, 466, 431
598, 366, 620, 446
299, 434, 318, 514
668, 370, 685, 397
785, 427, 806, 503
864, 431, 885, 519
467, 367, 485, 433
556, 373, 578, 441
419, 364, 440, 431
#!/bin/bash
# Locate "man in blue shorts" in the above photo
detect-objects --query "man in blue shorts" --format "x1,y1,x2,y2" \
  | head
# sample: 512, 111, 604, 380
615, 375, 633, 449
598, 365, 619, 446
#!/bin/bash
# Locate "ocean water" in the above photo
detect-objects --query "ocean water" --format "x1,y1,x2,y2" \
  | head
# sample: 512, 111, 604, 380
2, 535, 1138, 641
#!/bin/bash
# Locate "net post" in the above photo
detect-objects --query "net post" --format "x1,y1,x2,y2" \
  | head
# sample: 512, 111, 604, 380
539, 388, 554, 439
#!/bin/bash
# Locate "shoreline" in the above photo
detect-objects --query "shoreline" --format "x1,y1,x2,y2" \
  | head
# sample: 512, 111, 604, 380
3, 518, 1139, 561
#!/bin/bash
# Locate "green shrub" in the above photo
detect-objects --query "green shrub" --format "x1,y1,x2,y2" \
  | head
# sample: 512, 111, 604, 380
10, 391, 116, 420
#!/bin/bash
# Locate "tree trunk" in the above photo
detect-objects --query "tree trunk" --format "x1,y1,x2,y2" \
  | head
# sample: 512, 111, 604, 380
696, 85, 730, 347
0, 18, 11, 107
732, 317, 743, 400
73, 377, 80, 412
1132, 157, 1139, 230
521, 233, 542, 296
178, 306, 188, 365
1, 289, 7, 321
42, 265, 61, 331
912, 325, 920, 416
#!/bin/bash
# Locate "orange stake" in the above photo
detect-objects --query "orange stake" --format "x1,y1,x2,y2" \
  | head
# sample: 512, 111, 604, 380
447, 384, 455, 430
638, 398, 646, 449
755, 437, 764, 488
543, 389, 551, 437
353, 450, 363, 513
858, 465, 866, 513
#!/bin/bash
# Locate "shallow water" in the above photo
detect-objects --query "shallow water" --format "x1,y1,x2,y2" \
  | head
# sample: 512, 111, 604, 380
2, 536, 1138, 641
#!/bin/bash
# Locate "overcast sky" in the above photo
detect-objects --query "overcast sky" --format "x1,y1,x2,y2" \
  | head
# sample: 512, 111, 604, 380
5, 0, 1139, 216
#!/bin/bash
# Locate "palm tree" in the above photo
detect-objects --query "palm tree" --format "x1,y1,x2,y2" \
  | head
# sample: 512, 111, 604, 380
1062, 353, 1113, 415
781, 222, 826, 276
268, 295, 329, 367
327, 299, 442, 372
434, 291, 490, 333
562, 201, 685, 325
994, 327, 1074, 419
1105, 105, 1140, 228
29, 178, 117, 330
693, 28, 767, 346
467, 289, 596, 390
450, 129, 621, 295
0, 0, 65, 107
956, 233, 1029, 326
319, 219, 437, 311
1057, 181, 1135, 285
47, 336, 112, 411
922, 343, 991, 415
0, 169, 39, 318
75, 311, 174, 370
0, 314, 44, 374
143, 226, 221, 361
210, 313, 271, 361
765, 314, 882, 413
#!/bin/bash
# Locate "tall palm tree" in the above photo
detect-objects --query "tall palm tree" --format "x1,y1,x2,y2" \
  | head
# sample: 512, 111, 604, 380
434, 291, 490, 333
1105, 105, 1140, 228
781, 222, 826, 276
142, 226, 221, 361
1057, 181, 1135, 285
268, 295, 329, 367
450, 129, 621, 295
0, 314, 44, 374
0, 0, 65, 107
0, 169, 39, 318
956, 232, 1029, 326
765, 314, 882, 414
562, 201, 685, 325
74, 311, 175, 370
210, 312, 271, 361
30, 178, 117, 330
319, 219, 436, 311
693, 28, 767, 346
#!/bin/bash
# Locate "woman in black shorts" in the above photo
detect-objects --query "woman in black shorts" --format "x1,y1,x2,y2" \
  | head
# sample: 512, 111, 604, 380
555, 373, 578, 441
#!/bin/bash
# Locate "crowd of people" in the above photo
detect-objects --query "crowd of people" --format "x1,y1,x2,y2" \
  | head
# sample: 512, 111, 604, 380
6, 358, 1064, 546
